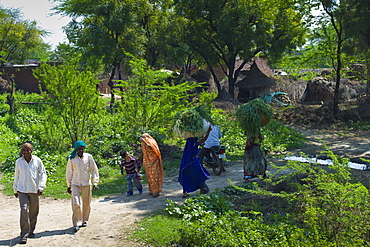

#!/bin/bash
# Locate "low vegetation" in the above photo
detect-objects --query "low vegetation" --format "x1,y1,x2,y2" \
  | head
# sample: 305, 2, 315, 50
132, 150, 370, 246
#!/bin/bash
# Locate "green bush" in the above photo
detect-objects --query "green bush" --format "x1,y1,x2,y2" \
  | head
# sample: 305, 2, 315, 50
178, 212, 327, 247
246, 149, 370, 246
0, 93, 9, 116
164, 192, 233, 221
262, 120, 307, 155
291, 151, 370, 246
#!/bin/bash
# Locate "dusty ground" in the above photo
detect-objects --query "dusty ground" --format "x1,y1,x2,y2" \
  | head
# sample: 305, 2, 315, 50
1, 125, 369, 247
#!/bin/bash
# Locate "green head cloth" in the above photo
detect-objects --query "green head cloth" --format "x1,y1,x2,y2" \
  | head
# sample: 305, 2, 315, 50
69, 141, 86, 159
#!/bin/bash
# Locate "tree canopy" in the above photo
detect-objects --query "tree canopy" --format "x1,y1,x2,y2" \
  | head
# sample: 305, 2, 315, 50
34, 61, 105, 145
0, 6, 50, 64
174, 0, 308, 97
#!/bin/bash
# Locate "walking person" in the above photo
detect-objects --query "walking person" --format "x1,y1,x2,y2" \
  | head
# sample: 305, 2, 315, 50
66, 141, 99, 232
120, 151, 143, 196
243, 132, 267, 182
139, 133, 164, 197
13, 142, 47, 244
179, 137, 210, 198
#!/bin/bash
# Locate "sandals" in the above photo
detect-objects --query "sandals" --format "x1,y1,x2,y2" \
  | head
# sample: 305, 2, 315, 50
182, 192, 189, 198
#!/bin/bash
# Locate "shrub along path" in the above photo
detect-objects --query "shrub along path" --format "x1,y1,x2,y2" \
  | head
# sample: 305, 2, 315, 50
1, 125, 369, 246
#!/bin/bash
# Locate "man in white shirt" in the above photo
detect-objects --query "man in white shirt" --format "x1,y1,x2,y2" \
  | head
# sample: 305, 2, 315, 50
13, 142, 47, 244
66, 141, 99, 232
197, 124, 222, 164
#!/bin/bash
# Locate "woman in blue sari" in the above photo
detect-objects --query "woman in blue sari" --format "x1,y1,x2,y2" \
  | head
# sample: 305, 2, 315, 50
178, 137, 210, 198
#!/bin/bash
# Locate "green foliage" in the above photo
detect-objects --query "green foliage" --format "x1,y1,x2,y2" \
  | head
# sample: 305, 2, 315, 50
164, 192, 233, 221
253, 149, 370, 246
347, 120, 370, 131
34, 62, 106, 145
209, 112, 306, 157
262, 120, 307, 155
194, 104, 212, 123
0, 117, 19, 165
3, 93, 70, 151
56, 0, 145, 69
91, 165, 127, 196
174, 0, 307, 97
236, 98, 273, 137
134, 150, 369, 247
178, 212, 323, 247
0, 6, 50, 64
174, 108, 205, 134
114, 57, 199, 139
213, 112, 245, 156
0, 94, 9, 116
293, 152, 370, 246
86, 131, 129, 168
221, 182, 258, 196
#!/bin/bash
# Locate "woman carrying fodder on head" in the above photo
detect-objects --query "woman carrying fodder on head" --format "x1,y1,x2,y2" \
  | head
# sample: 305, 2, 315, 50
174, 107, 211, 197
236, 98, 272, 182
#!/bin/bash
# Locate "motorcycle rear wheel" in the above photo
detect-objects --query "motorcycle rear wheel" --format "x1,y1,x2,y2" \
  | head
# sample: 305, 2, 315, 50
212, 158, 224, 176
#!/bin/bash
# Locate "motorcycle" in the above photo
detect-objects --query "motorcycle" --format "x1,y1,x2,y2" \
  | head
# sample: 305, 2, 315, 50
203, 145, 226, 176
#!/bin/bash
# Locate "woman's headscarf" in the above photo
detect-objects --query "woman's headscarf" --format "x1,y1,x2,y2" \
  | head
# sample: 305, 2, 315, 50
69, 140, 86, 159
140, 133, 162, 162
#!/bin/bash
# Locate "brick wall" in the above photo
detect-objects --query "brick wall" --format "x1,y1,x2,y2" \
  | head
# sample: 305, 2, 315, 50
1, 65, 44, 93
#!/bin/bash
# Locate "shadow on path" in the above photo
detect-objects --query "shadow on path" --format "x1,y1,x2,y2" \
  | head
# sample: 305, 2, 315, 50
0, 228, 76, 247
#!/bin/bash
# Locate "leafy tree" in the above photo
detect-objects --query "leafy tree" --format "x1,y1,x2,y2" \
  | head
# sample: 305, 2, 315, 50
314, 0, 347, 117
302, 0, 365, 117
137, 0, 200, 74
0, 6, 50, 65
49, 42, 82, 63
173, 0, 308, 98
55, 0, 148, 107
114, 56, 201, 139
33, 61, 105, 145
342, 0, 370, 98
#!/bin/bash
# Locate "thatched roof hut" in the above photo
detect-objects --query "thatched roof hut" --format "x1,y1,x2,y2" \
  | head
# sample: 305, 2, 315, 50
235, 61, 276, 103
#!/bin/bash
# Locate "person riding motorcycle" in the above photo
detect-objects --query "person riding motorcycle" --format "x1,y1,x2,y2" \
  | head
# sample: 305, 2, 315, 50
197, 123, 222, 165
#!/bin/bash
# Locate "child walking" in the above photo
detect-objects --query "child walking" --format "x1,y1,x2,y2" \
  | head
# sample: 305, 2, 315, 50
120, 151, 143, 196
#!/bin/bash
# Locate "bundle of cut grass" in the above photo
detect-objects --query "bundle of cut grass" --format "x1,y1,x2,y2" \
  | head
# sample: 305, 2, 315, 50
174, 107, 210, 138
194, 105, 213, 123
236, 98, 272, 137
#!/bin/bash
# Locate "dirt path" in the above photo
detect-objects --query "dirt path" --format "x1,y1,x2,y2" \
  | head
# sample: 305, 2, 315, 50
1, 126, 369, 247
0, 163, 248, 247
288, 125, 370, 162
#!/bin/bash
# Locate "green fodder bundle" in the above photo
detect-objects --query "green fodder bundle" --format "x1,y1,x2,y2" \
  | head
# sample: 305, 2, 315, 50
236, 98, 272, 137
174, 108, 210, 138
194, 105, 212, 123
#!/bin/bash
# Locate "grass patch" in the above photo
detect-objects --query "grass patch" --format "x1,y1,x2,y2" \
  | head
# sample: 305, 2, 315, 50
130, 212, 185, 247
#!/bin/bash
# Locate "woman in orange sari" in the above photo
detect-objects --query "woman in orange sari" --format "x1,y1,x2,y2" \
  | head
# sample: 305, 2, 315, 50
139, 133, 164, 197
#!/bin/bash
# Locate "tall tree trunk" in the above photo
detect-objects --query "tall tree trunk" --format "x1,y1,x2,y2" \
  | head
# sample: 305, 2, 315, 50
333, 27, 343, 118
366, 56, 370, 99
333, 60, 341, 118
205, 63, 221, 94
227, 57, 236, 99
